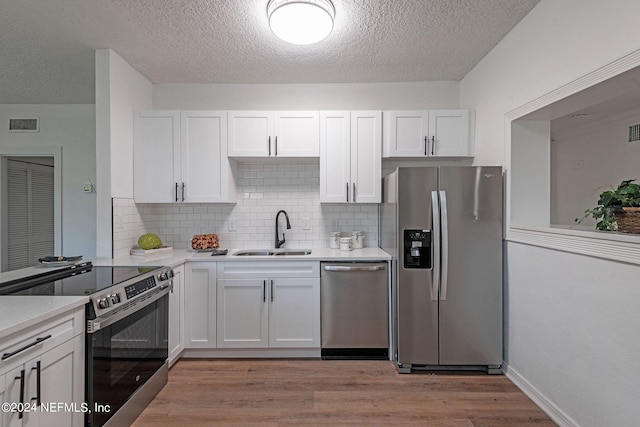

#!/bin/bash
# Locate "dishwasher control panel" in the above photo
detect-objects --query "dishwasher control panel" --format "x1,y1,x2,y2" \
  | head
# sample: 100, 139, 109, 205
403, 229, 431, 269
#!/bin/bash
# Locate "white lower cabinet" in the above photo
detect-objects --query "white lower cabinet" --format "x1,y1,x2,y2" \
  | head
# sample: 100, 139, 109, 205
184, 262, 217, 348
168, 264, 185, 366
1, 308, 84, 427
216, 262, 320, 349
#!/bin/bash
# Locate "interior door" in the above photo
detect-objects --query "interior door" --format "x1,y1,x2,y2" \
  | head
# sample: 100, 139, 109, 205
4, 158, 54, 271
438, 166, 503, 366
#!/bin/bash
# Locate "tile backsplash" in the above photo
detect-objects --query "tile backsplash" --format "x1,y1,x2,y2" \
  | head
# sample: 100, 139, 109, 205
113, 160, 379, 258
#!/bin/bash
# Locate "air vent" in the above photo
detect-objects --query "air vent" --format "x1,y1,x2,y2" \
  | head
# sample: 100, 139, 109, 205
629, 123, 640, 143
9, 118, 39, 133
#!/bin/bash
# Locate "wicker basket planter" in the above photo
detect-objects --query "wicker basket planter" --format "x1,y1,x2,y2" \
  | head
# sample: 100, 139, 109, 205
614, 207, 640, 234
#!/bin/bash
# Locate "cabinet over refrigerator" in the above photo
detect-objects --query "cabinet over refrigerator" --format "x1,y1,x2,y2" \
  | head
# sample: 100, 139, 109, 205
380, 166, 503, 374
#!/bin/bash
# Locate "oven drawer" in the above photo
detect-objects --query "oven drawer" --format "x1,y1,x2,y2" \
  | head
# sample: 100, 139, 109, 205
0, 307, 84, 374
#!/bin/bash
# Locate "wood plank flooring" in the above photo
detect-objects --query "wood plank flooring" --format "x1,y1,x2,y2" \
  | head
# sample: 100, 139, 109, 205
132, 359, 556, 426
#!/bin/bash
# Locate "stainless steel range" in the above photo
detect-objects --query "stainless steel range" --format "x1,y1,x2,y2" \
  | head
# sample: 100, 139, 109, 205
0, 263, 174, 427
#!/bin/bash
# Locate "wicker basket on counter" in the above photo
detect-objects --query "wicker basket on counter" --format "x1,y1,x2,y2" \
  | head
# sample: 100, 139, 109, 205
614, 207, 640, 234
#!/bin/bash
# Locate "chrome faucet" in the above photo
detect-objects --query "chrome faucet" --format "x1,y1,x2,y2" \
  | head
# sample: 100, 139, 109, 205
275, 210, 291, 249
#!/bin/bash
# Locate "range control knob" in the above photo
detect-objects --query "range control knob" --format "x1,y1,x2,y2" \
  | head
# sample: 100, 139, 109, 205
110, 293, 121, 304
97, 298, 110, 309
159, 272, 168, 281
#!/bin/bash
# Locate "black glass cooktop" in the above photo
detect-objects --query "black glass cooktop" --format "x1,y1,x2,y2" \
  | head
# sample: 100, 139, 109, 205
0, 265, 162, 296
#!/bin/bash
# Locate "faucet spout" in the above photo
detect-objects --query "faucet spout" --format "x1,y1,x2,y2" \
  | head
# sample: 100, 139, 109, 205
275, 210, 291, 249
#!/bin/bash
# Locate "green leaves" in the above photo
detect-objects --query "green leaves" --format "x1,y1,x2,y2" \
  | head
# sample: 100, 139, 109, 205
575, 179, 640, 231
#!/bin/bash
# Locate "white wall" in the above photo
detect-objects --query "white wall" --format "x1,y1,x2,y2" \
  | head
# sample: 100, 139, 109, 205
113, 160, 378, 258
0, 105, 96, 259
551, 108, 640, 227
460, 0, 640, 425
95, 49, 153, 257
153, 81, 460, 111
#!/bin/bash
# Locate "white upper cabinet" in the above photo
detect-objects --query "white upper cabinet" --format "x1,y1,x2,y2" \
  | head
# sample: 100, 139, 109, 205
320, 111, 381, 203
134, 111, 180, 203
227, 111, 319, 158
134, 110, 236, 203
383, 110, 475, 158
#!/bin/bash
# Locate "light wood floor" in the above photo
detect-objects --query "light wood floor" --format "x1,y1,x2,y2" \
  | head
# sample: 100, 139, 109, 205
132, 359, 556, 426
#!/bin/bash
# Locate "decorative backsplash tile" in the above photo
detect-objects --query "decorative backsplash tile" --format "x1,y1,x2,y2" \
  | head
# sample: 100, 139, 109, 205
113, 160, 379, 257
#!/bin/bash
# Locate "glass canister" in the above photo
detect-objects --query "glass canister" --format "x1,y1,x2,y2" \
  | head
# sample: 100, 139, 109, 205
329, 231, 341, 249
351, 231, 365, 249
339, 237, 352, 251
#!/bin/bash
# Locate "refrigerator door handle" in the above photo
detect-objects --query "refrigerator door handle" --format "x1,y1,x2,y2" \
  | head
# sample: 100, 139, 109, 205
430, 191, 440, 301
439, 190, 449, 300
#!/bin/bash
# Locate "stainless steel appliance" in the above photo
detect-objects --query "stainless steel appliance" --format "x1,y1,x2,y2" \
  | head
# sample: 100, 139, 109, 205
0, 263, 173, 426
320, 262, 389, 359
380, 166, 503, 374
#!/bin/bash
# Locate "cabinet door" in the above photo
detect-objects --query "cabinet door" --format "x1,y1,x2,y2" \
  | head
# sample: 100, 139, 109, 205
227, 111, 272, 157
29, 336, 83, 427
168, 265, 184, 366
384, 111, 429, 157
3, 365, 23, 427
217, 279, 268, 348
181, 111, 234, 202
134, 111, 180, 203
269, 278, 320, 348
185, 263, 217, 348
319, 111, 351, 202
351, 111, 382, 203
429, 110, 474, 157
273, 111, 319, 157
0, 371, 5, 427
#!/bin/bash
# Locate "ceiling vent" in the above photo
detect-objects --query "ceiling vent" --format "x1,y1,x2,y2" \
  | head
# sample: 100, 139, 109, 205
628, 123, 640, 143
9, 118, 39, 133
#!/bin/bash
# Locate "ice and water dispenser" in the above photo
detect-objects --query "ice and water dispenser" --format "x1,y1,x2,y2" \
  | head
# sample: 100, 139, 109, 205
403, 229, 431, 269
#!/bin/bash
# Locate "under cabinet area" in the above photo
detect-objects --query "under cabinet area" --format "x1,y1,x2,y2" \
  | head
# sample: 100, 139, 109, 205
227, 111, 320, 158
0, 307, 84, 427
319, 111, 382, 203
383, 110, 474, 158
134, 110, 236, 203
216, 262, 320, 350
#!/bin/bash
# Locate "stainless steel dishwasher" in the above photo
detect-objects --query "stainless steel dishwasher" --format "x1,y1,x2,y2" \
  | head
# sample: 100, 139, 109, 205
320, 262, 389, 360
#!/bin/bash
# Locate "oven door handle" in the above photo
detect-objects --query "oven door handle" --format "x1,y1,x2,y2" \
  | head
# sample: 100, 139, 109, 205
87, 283, 172, 333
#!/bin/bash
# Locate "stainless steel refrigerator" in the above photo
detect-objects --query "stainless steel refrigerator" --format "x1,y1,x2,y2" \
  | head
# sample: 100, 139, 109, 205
380, 166, 503, 374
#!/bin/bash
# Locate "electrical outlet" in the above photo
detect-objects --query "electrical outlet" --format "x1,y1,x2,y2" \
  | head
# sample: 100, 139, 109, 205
302, 217, 311, 232
228, 219, 237, 232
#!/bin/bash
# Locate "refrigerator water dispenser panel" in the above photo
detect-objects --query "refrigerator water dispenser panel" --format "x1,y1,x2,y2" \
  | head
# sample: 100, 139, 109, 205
403, 229, 431, 269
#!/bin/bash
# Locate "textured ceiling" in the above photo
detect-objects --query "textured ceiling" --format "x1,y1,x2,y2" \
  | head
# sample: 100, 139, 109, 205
0, 0, 541, 104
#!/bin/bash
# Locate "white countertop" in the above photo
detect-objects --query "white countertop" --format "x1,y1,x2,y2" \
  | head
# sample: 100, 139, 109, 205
0, 296, 88, 341
1, 247, 389, 341
95, 247, 391, 267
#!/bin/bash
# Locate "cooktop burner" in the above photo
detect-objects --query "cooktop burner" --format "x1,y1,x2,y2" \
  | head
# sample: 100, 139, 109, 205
0, 265, 163, 297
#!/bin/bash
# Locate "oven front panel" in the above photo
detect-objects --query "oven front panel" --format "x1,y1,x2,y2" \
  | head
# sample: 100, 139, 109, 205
87, 294, 168, 427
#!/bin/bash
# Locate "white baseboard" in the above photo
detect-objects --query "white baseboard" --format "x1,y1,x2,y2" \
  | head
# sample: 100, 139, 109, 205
503, 363, 579, 427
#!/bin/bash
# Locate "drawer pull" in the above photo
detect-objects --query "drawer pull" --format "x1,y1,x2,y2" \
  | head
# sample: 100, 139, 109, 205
2, 335, 52, 361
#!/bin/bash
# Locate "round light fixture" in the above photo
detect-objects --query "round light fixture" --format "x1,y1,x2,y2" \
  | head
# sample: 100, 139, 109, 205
267, 0, 335, 45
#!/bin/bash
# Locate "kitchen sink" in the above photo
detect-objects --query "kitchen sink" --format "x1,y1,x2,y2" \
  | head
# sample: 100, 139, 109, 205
232, 249, 312, 256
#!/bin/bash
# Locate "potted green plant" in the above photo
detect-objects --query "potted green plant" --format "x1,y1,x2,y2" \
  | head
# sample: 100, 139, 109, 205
576, 179, 640, 232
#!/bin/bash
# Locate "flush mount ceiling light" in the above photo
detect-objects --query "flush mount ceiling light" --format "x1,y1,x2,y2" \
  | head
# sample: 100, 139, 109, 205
267, 0, 335, 45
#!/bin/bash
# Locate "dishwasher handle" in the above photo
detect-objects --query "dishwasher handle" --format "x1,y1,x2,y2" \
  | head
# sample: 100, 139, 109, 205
323, 264, 386, 272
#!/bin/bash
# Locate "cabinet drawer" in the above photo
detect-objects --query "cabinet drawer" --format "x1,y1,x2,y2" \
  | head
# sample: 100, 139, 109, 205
0, 308, 84, 374
218, 262, 319, 279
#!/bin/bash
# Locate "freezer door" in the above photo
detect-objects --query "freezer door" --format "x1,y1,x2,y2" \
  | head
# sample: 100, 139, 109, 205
438, 166, 503, 366
396, 167, 439, 365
